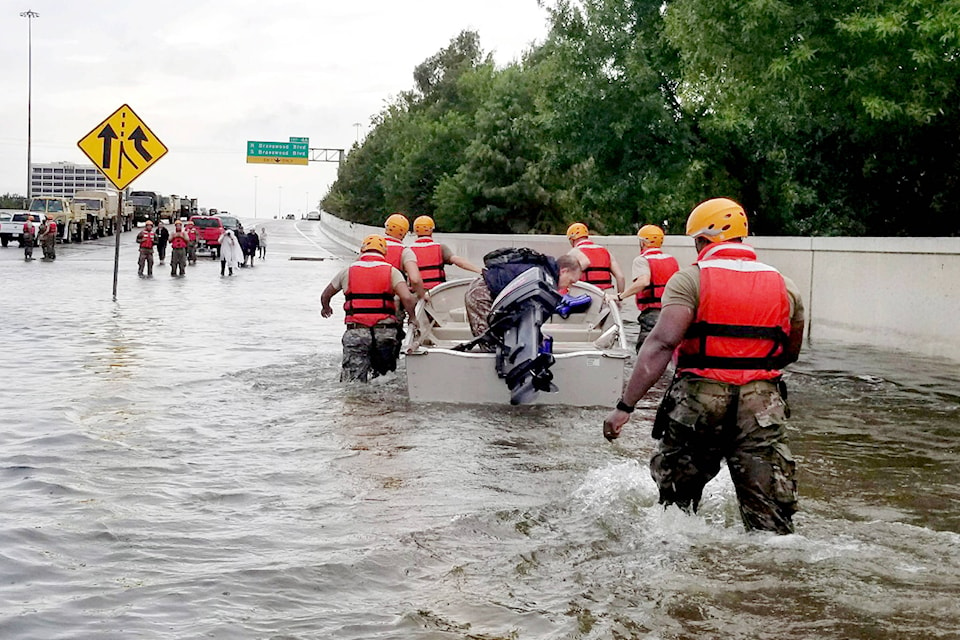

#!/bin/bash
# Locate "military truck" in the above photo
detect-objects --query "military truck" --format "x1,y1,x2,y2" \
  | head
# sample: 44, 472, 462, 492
73, 189, 134, 235
28, 196, 88, 242
128, 190, 160, 225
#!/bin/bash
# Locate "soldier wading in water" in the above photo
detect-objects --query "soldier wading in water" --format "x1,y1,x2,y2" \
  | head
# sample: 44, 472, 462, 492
604, 198, 805, 534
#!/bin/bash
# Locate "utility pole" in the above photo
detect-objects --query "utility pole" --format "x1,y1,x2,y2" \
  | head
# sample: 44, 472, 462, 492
254, 175, 258, 218
353, 122, 361, 144
21, 9, 39, 202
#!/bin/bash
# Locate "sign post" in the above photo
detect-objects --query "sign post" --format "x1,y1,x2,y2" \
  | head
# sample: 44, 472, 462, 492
77, 104, 167, 300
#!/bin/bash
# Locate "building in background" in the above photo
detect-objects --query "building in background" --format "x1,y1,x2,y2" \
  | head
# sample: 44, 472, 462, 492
30, 161, 109, 198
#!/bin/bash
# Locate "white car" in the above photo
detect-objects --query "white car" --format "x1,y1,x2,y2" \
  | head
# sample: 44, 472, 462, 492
306, 211, 321, 220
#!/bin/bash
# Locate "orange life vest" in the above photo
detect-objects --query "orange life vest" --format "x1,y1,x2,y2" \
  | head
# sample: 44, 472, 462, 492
139, 231, 155, 249
574, 239, 613, 289
344, 254, 397, 327
171, 233, 188, 249
676, 242, 791, 385
409, 237, 446, 289
385, 237, 405, 271
635, 248, 680, 312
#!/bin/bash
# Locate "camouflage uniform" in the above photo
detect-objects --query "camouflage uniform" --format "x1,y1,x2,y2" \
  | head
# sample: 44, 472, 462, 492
465, 277, 493, 337
340, 324, 400, 382
40, 223, 56, 260
649, 375, 798, 534
635, 308, 660, 352
23, 223, 34, 260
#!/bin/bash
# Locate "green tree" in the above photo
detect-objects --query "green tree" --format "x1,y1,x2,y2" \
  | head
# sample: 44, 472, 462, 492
0, 193, 27, 209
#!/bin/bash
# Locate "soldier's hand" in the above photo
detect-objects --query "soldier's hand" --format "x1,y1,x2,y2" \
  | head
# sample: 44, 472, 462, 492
320, 305, 333, 318
603, 409, 630, 442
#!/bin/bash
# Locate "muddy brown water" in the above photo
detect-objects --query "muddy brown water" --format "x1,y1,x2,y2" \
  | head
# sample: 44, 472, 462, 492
1, 222, 957, 639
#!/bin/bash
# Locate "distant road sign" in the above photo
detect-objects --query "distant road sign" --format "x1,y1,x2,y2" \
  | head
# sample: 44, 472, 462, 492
77, 104, 167, 190
247, 156, 309, 166
246, 138, 308, 165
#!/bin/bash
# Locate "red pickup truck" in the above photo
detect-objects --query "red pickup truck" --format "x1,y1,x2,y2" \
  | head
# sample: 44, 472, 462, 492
189, 215, 224, 258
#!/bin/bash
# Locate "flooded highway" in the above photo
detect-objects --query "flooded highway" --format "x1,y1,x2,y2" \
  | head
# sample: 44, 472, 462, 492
1, 221, 958, 639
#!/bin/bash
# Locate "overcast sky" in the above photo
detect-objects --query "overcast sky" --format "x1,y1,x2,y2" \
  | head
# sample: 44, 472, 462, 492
0, 0, 549, 219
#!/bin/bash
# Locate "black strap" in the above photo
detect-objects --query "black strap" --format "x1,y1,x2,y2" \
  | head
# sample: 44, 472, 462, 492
678, 321, 789, 370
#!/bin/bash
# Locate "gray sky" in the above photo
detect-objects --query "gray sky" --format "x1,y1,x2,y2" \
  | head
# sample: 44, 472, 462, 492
0, 1, 549, 218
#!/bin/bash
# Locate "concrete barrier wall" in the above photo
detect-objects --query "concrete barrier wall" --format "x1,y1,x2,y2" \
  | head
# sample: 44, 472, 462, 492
320, 212, 960, 361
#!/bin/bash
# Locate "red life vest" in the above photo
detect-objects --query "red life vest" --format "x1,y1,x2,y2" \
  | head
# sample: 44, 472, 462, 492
45, 221, 57, 236
344, 254, 397, 327
676, 242, 792, 385
385, 237, 405, 270
186, 227, 199, 242
574, 239, 613, 289
171, 233, 188, 249
139, 231, 155, 249
409, 237, 446, 289
635, 248, 680, 312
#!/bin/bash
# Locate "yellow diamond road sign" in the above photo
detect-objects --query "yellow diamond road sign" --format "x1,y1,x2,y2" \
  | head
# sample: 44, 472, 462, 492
77, 104, 168, 190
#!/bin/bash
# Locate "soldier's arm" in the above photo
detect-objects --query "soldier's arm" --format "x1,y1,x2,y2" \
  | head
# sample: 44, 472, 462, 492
394, 281, 419, 328
610, 255, 626, 293
449, 255, 482, 274
782, 318, 805, 366
320, 281, 341, 318
618, 263, 650, 300
603, 304, 694, 440
403, 258, 427, 300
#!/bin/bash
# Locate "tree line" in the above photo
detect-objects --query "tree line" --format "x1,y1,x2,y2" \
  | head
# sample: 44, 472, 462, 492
324, 0, 960, 237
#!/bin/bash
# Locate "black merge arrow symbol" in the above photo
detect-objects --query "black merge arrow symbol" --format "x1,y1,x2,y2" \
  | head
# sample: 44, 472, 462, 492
129, 126, 153, 162
98, 124, 118, 169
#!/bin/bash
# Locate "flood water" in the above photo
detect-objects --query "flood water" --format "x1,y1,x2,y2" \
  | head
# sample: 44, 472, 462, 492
1, 222, 958, 639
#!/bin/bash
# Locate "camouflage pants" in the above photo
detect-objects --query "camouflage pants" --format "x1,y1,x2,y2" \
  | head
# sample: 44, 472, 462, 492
341, 325, 400, 382
41, 238, 56, 259
635, 308, 661, 352
465, 277, 493, 337
138, 249, 154, 275
187, 241, 197, 263
170, 247, 187, 276
649, 375, 798, 534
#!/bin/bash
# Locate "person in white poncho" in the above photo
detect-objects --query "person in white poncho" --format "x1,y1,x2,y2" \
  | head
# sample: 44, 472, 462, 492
217, 229, 242, 276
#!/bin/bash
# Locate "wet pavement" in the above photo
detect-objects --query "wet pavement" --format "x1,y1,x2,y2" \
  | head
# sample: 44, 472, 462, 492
1, 222, 959, 639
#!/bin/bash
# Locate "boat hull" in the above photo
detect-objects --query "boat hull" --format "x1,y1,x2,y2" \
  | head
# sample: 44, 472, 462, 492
406, 348, 627, 406
405, 277, 629, 406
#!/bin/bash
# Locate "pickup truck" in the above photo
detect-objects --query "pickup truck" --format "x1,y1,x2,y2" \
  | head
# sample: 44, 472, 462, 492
0, 210, 40, 247
188, 215, 224, 258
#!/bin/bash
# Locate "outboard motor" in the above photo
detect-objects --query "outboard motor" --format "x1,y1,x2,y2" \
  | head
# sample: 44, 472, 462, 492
486, 267, 563, 405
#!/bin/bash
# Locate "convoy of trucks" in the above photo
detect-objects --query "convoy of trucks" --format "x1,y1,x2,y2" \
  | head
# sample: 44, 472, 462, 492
3, 187, 216, 250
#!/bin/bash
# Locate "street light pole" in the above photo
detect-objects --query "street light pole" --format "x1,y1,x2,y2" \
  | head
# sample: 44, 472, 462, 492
353, 122, 361, 144
254, 175, 258, 218
21, 9, 39, 202
306, 191, 309, 216
278, 186, 282, 218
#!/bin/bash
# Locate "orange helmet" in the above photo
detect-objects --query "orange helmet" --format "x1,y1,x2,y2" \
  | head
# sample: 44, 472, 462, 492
686, 198, 748, 242
360, 234, 387, 256
637, 224, 664, 248
566, 222, 589, 242
413, 215, 435, 236
384, 213, 409, 239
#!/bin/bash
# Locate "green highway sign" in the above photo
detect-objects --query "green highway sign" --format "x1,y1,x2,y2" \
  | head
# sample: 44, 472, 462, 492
246, 137, 309, 165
